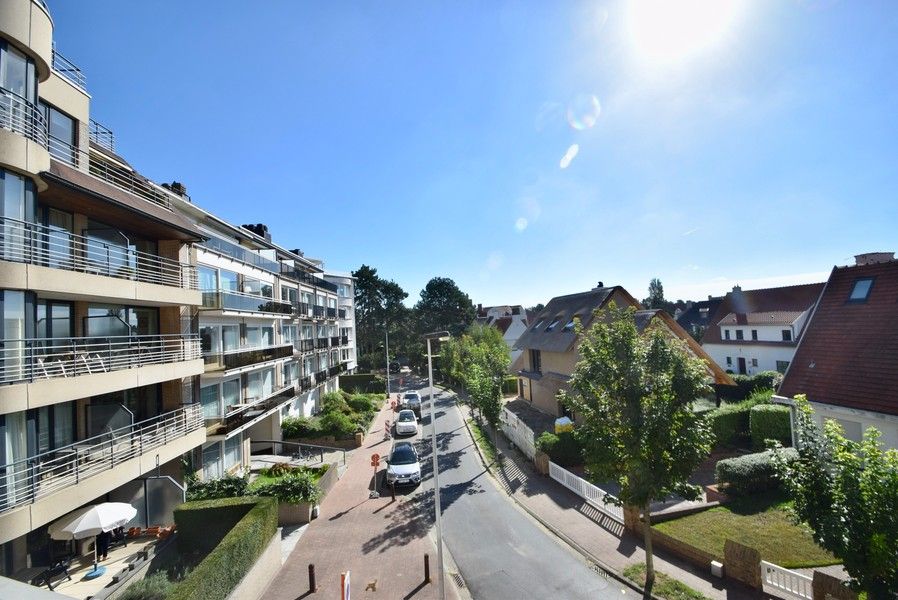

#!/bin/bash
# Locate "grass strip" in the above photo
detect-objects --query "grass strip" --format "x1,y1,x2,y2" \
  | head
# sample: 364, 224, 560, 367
623, 562, 711, 600
467, 418, 498, 466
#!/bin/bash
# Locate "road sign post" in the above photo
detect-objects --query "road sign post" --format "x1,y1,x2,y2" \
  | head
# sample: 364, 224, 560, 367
341, 570, 351, 600
369, 454, 380, 499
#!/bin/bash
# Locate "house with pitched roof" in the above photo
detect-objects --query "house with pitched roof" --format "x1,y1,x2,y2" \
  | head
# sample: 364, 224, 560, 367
700, 282, 824, 376
676, 295, 723, 341
512, 285, 733, 419
475, 304, 530, 363
776, 253, 898, 448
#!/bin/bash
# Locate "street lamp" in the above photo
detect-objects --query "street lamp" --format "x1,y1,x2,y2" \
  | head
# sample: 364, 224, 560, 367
385, 328, 391, 398
424, 330, 450, 600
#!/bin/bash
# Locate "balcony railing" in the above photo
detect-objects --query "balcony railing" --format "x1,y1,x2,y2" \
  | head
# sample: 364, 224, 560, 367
88, 118, 115, 152
0, 217, 199, 289
313, 305, 326, 318
203, 344, 293, 371
330, 336, 340, 347
315, 369, 328, 383
293, 302, 312, 318
0, 404, 203, 513
199, 237, 280, 274
201, 290, 293, 315
327, 365, 341, 377
296, 339, 315, 353
299, 376, 312, 391
326, 308, 337, 319
341, 335, 349, 345
338, 309, 346, 319
52, 46, 87, 91
88, 152, 175, 209
0, 87, 47, 147
315, 338, 329, 349
0, 334, 200, 386
279, 267, 338, 293
220, 386, 295, 434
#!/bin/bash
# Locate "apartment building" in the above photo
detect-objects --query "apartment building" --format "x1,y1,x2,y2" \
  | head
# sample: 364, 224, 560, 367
323, 271, 357, 375
0, 0, 205, 575
0, 0, 355, 577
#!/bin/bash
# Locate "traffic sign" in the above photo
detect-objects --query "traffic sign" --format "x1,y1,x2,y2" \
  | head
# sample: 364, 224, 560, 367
370, 453, 380, 467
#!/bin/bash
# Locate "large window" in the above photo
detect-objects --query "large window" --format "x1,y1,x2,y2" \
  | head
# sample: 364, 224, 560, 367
0, 41, 36, 103
1, 169, 36, 262
219, 270, 239, 293
224, 436, 242, 470
202, 443, 222, 480
222, 325, 239, 351
41, 102, 76, 165
200, 383, 220, 420
529, 349, 542, 374
283, 362, 298, 386
247, 368, 274, 401
85, 304, 158, 337
198, 265, 218, 291
281, 286, 298, 303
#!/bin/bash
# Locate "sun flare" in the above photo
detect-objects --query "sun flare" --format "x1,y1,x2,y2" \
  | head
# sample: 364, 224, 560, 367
627, 0, 745, 65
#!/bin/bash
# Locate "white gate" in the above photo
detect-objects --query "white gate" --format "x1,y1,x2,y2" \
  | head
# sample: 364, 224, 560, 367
760, 560, 813, 600
548, 461, 624, 523
501, 406, 537, 460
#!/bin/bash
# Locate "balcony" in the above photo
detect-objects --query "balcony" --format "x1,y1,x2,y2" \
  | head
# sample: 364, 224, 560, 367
216, 385, 296, 435
293, 302, 312, 318
279, 267, 338, 293
88, 118, 115, 152
315, 338, 329, 350
0, 334, 201, 386
296, 339, 315, 353
315, 369, 328, 383
338, 309, 347, 319
0, 87, 48, 147
0, 405, 203, 517
330, 336, 340, 347
201, 290, 293, 316
51, 46, 87, 91
326, 308, 337, 319
341, 335, 349, 345
199, 236, 280, 274
312, 305, 326, 318
203, 343, 293, 372
327, 365, 341, 377
0, 217, 198, 290
299, 376, 312, 392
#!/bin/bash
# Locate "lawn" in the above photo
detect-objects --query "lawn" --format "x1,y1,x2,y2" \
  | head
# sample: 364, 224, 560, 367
248, 464, 328, 490
653, 491, 840, 568
467, 418, 498, 466
623, 563, 711, 600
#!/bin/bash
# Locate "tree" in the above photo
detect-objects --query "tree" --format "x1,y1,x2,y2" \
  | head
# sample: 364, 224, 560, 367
772, 396, 898, 599
559, 304, 714, 598
414, 277, 476, 337
351, 265, 409, 371
528, 303, 545, 314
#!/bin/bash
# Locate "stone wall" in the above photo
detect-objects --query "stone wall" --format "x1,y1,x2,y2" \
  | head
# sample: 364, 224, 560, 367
813, 571, 857, 600
723, 539, 761, 589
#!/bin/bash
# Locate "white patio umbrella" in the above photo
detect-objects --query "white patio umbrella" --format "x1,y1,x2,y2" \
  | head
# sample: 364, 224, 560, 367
48, 502, 137, 576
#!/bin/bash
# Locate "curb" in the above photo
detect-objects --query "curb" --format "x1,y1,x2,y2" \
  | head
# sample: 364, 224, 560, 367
451, 391, 663, 600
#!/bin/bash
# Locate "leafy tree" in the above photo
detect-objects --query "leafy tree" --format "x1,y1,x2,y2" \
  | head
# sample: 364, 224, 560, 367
559, 304, 714, 598
772, 396, 898, 599
414, 277, 476, 337
643, 278, 666, 309
352, 265, 409, 370
528, 303, 545, 313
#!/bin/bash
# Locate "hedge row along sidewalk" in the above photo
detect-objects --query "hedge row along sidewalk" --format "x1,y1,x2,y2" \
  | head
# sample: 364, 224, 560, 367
452, 386, 764, 600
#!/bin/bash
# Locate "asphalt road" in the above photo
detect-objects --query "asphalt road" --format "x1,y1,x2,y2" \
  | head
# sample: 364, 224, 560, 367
395, 378, 618, 600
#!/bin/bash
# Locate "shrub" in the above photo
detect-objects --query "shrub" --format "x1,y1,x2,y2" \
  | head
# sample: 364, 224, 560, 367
186, 473, 248, 502
716, 371, 784, 401
119, 572, 176, 600
707, 394, 770, 448
347, 394, 375, 413
535, 431, 582, 467
261, 462, 293, 477
171, 497, 278, 600
749, 404, 792, 449
715, 448, 798, 495
254, 471, 322, 504
319, 411, 356, 438
321, 391, 350, 415
339, 373, 386, 393
282, 416, 320, 439
501, 376, 518, 395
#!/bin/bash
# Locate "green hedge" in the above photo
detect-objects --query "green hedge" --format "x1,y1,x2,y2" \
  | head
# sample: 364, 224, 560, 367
535, 431, 583, 467
185, 473, 248, 502
716, 371, 783, 401
715, 448, 798, 495
501, 376, 518, 395
749, 404, 792, 449
339, 373, 386, 394
171, 496, 278, 600
707, 389, 773, 448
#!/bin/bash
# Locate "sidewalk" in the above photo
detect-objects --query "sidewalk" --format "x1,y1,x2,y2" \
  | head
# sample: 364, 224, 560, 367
455, 394, 774, 600
263, 398, 459, 600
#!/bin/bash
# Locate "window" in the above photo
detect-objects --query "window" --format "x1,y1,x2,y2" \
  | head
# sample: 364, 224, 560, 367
198, 265, 217, 291
219, 270, 239, 292
224, 435, 242, 470
222, 325, 239, 351
1, 41, 37, 103
531, 320, 544, 331
563, 315, 579, 332
283, 362, 298, 385
245, 326, 262, 348
200, 383, 221, 420
200, 325, 220, 355
698, 307, 709, 319
848, 278, 874, 302
545, 318, 560, 332
724, 329, 731, 340
725, 356, 732, 366
751, 329, 758, 341
782, 329, 792, 342
735, 330, 744, 341
41, 102, 76, 165
281, 286, 298, 303
751, 358, 758, 367
202, 443, 222, 479
529, 349, 542, 373
776, 360, 790, 374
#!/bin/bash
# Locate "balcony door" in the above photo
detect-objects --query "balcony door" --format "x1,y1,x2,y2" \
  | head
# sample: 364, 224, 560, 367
0, 169, 36, 262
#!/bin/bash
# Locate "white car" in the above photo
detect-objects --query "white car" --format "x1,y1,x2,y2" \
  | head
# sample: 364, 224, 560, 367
395, 409, 418, 436
385, 441, 421, 487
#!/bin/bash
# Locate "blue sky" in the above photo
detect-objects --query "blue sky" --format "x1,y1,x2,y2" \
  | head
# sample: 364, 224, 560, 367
48, 1, 898, 307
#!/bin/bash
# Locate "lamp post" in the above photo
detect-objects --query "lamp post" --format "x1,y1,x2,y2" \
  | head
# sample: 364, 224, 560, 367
385, 328, 391, 398
424, 330, 450, 600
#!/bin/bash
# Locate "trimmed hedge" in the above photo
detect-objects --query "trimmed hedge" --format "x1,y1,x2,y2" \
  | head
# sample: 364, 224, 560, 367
707, 389, 773, 448
715, 448, 798, 495
171, 496, 278, 600
339, 373, 386, 394
749, 404, 792, 449
716, 371, 783, 401
501, 376, 518, 395
186, 473, 248, 502
535, 431, 583, 467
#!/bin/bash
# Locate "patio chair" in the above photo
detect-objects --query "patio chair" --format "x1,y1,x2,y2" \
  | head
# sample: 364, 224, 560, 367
30, 557, 72, 591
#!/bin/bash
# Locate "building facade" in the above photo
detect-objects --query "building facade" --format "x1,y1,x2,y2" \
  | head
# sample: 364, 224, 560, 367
475, 304, 530, 364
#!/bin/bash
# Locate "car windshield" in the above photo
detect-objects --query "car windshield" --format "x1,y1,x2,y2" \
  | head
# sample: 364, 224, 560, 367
390, 445, 418, 465
404, 394, 419, 401
398, 411, 415, 422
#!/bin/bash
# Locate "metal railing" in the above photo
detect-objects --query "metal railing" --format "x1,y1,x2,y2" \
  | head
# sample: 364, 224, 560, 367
51, 47, 87, 91
295, 339, 315, 353
0, 217, 198, 289
293, 302, 312, 318
760, 561, 813, 600
199, 237, 280, 274
299, 376, 312, 391
0, 333, 201, 385
0, 87, 47, 146
279, 266, 338, 293
313, 305, 326, 318
88, 152, 174, 209
0, 404, 203, 513
315, 369, 328, 383
251, 439, 347, 466
315, 338, 329, 349
548, 461, 624, 523
330, 336, 340, 347
203, 343, 293, 371
326, 308, 337, 319
201, 290, 293, 315
88, 118, 115, 152
338, 309, 346, 319
219, 386, 296, 433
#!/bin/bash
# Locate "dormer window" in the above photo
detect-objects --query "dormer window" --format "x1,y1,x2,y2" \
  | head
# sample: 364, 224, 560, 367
545, 318, 560, 332
531, 320, 544, 331
563, 315, 579, 331
848, 278, 874, 302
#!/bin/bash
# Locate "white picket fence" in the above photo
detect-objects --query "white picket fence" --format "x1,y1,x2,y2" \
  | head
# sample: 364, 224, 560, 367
501, 406, 537, 460
548, 461, 625, 523
761, 560, 813, 600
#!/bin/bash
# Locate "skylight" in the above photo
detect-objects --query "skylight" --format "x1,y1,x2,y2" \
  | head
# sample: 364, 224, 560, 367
848, 278, 874, 302
531, 320, 544, 330
545, 319, 560, 331
563, 315, 579, 331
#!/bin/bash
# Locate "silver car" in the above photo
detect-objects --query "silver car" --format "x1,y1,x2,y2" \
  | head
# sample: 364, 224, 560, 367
402, 391, 422, 417
385, 441, 421, 487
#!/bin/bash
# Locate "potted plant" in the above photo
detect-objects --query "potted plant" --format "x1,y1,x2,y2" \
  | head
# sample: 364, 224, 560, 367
255, 471, 323, 525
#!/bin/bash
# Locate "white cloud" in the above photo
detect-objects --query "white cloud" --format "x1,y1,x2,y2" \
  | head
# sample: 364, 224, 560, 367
559, 143, 580, 169
682, 227, 700, 236
514, 217, 528, 232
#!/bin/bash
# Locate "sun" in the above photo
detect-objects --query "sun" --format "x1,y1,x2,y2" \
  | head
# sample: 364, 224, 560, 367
627, 0, 745, 65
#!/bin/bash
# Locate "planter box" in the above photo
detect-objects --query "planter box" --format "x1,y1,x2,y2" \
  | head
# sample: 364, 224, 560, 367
278, 502, 315, 525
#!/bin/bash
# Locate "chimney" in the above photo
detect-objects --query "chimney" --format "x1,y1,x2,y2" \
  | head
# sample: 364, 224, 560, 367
241, 223, 272, 242
854, 252, 895, 266
732, 285, 742, 293
169, 181, 187, 196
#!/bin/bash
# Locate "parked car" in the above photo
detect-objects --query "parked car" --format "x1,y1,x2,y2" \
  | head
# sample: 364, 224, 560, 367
389, 361, 401, 374
402, 391, 422, 416
395, 409, 418, 436
385, 441, 421, 487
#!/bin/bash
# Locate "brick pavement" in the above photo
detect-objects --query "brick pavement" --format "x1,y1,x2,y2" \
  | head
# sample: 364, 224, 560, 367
263, 399, 458, 600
